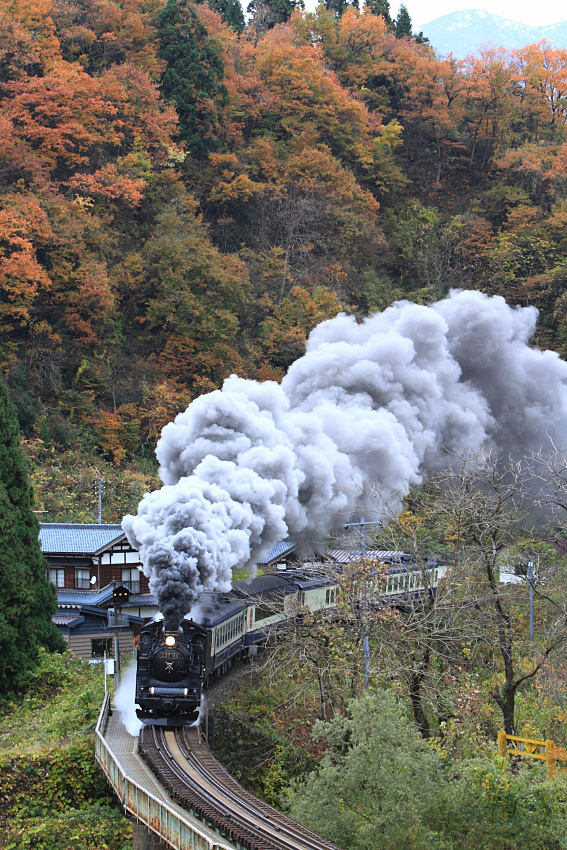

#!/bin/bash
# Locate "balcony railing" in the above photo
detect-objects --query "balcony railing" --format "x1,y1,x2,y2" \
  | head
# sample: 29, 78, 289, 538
107, 611, 129, 627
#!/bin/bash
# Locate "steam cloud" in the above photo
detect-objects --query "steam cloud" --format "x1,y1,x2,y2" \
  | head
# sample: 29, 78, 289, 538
123, 290, 567, 627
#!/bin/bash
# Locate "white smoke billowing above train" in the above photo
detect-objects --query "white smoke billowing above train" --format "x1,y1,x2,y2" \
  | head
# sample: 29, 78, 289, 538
123, 290, 567, 627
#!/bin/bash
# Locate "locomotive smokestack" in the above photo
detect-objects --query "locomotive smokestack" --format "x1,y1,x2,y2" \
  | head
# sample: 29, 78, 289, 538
124, 290, 567, 622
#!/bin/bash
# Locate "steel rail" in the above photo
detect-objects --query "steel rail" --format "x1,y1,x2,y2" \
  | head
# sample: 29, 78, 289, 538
139, 722, 340, 850
140, 725, 272, 850
177, 727, 338, 850
94, 694, 235, 850
165, 728, 308, 850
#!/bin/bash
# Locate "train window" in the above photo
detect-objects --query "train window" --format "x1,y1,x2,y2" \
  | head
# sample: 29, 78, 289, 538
255, 603, 272, 621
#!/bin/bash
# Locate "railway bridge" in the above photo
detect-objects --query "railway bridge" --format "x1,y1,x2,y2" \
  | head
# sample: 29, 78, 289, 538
95, 695, 339, 850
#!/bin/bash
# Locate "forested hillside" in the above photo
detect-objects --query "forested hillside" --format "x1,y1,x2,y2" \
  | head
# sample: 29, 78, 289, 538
3, 0, 567, 491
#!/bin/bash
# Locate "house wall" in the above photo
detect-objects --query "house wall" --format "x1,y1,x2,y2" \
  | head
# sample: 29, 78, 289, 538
63, 629, 139, 659
59, 622, 139, 660
46, 542, 150, 593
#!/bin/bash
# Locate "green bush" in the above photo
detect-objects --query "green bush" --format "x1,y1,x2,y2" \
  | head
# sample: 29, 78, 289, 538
0, 650, 107, 752
3, 804, 131, 850
286, 690, 567, 850
0, 741, 111, 826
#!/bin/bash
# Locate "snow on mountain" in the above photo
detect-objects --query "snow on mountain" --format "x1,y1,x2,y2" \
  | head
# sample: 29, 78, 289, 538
421, 9, 567, 59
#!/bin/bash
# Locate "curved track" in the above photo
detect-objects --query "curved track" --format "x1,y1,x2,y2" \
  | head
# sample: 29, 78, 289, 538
139, 724, 339, 850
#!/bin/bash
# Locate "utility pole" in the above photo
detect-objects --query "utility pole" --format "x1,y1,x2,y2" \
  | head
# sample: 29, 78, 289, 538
112, 580, 121, 687
527, 559, 535, 646
93, 478, 105, 524
343, 517, 381, 687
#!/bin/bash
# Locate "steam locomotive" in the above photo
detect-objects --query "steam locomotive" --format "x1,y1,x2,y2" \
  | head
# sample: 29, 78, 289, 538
135, 618, 207, 726
135, 556, 441, 726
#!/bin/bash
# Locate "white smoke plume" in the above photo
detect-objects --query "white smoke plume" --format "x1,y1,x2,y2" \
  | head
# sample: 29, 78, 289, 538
115, 662, 143, 736
123, 290, 567, 627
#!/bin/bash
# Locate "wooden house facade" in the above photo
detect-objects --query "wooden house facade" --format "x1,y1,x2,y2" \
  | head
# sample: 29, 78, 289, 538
54, 599, 144, 659
39, 523, 150, 593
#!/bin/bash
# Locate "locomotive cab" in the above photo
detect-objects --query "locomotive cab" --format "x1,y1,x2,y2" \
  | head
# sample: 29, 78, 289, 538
135, 618, 207, 726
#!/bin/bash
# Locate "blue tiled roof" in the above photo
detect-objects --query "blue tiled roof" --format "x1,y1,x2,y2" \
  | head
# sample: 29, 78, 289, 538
126, 593, 157, 607
39, 523, 126, 555
260, 540, 297, 564
53, 612, 84, 628
326, 550, 409, 563
57, 587, 158, 609
57, 586, 116, 607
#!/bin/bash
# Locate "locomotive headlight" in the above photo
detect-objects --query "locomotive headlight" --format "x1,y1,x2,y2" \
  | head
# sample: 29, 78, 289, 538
164, 635, 176, 647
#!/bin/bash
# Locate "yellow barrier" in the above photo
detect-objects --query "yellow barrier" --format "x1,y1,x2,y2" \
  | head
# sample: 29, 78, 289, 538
497, 731, 556, 776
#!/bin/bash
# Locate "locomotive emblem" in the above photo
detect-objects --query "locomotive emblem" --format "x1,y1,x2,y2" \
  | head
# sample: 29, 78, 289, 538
165, 661, 174, 673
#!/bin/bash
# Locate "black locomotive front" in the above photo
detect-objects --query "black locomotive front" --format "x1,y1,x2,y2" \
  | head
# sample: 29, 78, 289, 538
135, 618, 207, 726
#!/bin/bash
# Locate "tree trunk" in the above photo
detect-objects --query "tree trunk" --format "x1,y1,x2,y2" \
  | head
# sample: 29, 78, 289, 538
408, 648, 431, 738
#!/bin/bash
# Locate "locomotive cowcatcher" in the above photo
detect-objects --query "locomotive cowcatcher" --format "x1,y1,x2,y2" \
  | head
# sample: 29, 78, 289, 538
135, 618, 207, 726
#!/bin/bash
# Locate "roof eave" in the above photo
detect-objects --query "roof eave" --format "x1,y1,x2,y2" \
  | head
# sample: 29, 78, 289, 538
93, 532, 128, 556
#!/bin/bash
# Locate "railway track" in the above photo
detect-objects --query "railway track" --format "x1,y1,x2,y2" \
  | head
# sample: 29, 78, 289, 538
138, 724, 340, 850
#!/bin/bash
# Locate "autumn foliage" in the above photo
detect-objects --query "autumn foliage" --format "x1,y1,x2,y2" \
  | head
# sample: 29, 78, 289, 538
3, 0, 567, 464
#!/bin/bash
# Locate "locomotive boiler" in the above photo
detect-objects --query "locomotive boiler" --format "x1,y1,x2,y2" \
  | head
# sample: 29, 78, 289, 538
135, 617, 207, 726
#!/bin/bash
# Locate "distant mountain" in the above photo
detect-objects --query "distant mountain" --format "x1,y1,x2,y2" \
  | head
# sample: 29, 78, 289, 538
420, 9, 567, 59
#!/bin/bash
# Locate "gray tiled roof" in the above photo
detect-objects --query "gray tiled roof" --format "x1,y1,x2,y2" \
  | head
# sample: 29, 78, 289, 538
57, 587, 158, 609
326, 550, 408, 563
53, 611, 84, 627
260, 540, 297, 564
126, 593, 157, 607
39, 523, 126, 555
57, 586, 116, 607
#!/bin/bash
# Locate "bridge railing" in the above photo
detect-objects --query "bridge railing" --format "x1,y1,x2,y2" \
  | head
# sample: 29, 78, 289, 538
94, 694, 233, 850
497, 731, 556, 776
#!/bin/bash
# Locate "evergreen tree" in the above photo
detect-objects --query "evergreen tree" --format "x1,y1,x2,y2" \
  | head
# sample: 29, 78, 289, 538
247, 0, 304, 27
208, 0, 245, 33
0, 377, 63, 696
395, 3, 412, 37
324, 0, 356, 15
367, 0, 392, 27
158, 0, 228, 156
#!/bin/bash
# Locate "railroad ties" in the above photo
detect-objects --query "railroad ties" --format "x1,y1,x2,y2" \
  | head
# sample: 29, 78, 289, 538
138, 724, 340, 850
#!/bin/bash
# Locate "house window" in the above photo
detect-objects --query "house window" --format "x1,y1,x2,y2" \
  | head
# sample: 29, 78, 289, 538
91, 638, 113, 658
49, 568, 65, 588
122, 568, 140, 593
75, 569, 91, 589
